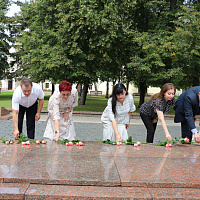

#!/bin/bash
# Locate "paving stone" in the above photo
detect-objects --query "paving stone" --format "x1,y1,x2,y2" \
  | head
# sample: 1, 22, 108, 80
0, 113, 191, 143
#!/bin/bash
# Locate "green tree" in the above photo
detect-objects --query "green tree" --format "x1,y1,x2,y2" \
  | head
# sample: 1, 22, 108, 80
15, 0, 136, 104
171, 5, 200, 88
127, 0, 185, 106
0, 0, 11, 79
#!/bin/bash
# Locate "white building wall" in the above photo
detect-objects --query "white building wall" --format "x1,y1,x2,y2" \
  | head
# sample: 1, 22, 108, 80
88, 81, 183, 96
2, 80, 7, 89
147, 87, 182, 96
97, 81, 113, 95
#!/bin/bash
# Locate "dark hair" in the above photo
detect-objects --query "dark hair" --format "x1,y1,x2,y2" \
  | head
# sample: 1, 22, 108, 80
59, 81, 72, 92
149, 83, 176, 101
110, 83, 128, 115
20, 78, 32, 87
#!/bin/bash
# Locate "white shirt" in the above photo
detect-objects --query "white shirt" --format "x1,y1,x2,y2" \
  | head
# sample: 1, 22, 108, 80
12, 83, 44, 110
101, 93, 136, 125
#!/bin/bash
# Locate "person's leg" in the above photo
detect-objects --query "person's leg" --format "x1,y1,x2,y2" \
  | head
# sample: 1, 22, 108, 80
18, 104, 26, 135
181, 121, 192, 142
140, 113, 157, 143
153, 121, 157, 134
26, 101, 38, 139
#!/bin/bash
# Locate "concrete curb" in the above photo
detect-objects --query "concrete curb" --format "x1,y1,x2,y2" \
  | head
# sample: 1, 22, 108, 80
7, 109, 175, 119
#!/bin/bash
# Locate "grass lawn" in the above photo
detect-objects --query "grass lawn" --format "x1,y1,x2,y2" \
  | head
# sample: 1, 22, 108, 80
0, 92, 175, 114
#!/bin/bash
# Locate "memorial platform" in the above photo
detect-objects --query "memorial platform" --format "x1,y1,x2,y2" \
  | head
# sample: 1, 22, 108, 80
0, 141, 200, 199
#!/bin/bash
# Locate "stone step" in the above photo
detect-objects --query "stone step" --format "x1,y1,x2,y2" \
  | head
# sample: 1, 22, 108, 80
0, 107, 12, 120
0, 113, 12, 120
1, 183, 200, 199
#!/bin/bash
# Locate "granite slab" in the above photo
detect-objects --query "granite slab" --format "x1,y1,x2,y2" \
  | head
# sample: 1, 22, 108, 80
0, 142, 33, 179
149, 187, 200, 199
26, 141, 113, 157
110, 143, 199, 159
0, 182, 29, 199
114, 156, 200, 188
0, 141, 200, 199
25, 184, 152, 199
4, 143, 120, 186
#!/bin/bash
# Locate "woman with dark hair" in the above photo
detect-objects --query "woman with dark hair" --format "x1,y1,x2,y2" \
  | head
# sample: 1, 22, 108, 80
101, 83, 136, 142
140, 83, 176, 143
43, 81, 78, 141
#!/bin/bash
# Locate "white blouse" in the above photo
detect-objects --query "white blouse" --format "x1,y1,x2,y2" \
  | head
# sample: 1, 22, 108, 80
48, 89, 78, 121
101, 93, 136, 125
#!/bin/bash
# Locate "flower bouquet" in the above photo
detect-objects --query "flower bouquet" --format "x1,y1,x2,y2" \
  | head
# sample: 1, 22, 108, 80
57, 139, 84, 146
17, 133, 30, 144
17, 133, 47, 145
103, 136, 141, 147
126, 136, 141, 147
34, 139, 47, 144
103, 139, 123, 146
2, 139, 14, 145
154, 137, 190, 147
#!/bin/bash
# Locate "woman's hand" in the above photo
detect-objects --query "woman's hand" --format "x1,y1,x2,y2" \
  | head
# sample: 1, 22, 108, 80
63, 112, 69, 122
156, 109, 172, 143
152, 119, 158, 123
116, 133, 121, 142
166, 134, 172, 142
14, 130, 19, 140
126, 123, 130, 129
55, 133, 60, 142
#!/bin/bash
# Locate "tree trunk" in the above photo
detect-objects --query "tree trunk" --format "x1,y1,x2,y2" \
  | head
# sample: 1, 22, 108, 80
192, 76, 200, 87
139, 82, 147, 107
94, 82, 98, 96
105, 81, 109, 99
126, 81, 129, 92
79, 84, 89, 105
170, 0, 177, 10
79, 84, 82, 97
113, 80, 116, 89
51, 84, 55, 95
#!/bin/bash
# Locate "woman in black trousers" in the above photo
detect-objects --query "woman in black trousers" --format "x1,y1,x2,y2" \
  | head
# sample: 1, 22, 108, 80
140, 83, 176, 143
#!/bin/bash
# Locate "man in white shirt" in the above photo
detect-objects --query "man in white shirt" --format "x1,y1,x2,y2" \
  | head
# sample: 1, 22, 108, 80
12, 78, 44, 139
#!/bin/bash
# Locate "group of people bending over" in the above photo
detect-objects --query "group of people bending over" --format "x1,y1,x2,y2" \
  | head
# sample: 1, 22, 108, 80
12, 78, 200, 144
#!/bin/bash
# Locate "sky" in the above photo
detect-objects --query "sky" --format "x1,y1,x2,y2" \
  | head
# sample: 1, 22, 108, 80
6, 0, 26, 17
6, 4, 20, 17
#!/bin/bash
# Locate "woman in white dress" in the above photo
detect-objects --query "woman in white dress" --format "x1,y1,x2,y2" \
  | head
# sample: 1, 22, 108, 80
43, 81, 78, 141
101, 83, 136, 142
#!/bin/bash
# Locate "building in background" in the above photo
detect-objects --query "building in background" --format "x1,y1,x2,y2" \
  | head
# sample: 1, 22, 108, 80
87, 81, 183, 96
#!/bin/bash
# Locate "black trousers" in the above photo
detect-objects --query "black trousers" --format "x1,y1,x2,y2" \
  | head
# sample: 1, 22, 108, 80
181, 121, 193, 142
18, 101, 38, 139
140, 113, 157, 143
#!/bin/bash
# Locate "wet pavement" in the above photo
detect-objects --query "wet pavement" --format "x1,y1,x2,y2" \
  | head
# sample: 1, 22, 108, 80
0, 140, 200, 199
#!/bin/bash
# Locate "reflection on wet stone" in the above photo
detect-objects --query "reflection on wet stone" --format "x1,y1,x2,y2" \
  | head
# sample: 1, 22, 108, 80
0, 141, 200, 199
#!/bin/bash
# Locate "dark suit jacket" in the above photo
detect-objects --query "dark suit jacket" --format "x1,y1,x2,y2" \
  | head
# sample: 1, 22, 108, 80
174, 86, 200, 131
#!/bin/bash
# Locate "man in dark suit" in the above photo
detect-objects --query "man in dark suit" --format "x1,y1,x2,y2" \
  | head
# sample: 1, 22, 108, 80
174, 86, 200, 143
